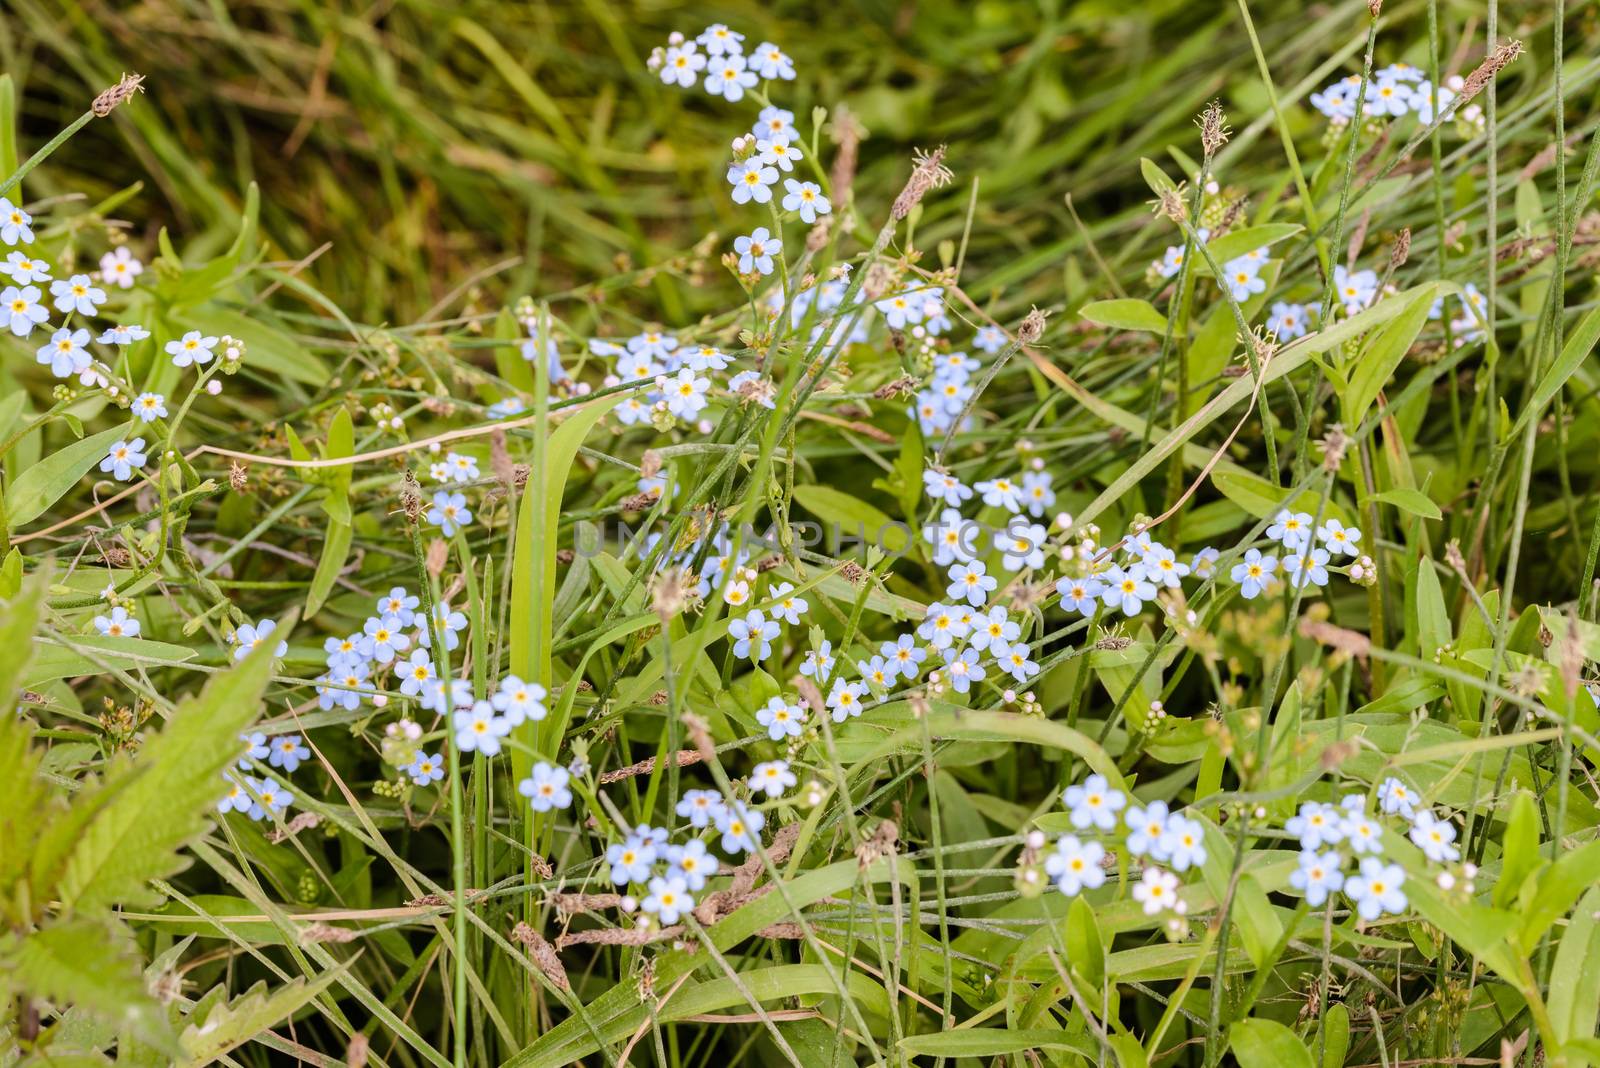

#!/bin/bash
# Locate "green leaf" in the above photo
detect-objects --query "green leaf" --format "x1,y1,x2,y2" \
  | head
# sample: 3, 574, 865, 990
1371, 488, 1442, 521
24, 634, 200, 686
4, 425, 128, 530
1494, 791, 1541, 909
155, 184, 259, 307
1548, 887, 1600, 1048
2, 919, 168, 1048
1317, 1003, 1350, 1068
1341, 285, 1435, 426
1067, 893, 1105, 988
1514, 306, 1600, 435
510, 396, 619, 769
1197, 224, 1303, 271
304, 519, 352, 618
178, 970, 345, 1066
54, 632, 279, 914
1519, 840, 1600, 948
1079, 298, 1169, 334
317, 407, 354, 525
1211, 469, 1355, 528
791, 484, 907, 551
0, 565, 46, 713
1230, 1018, 1314, 1068
1413, 558, 1451, 659
898, 1028, 1095, 1058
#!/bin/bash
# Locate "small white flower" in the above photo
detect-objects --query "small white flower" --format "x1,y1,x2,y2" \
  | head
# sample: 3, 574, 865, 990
750, 759, 798, 798
99, 247, 144, 289
1132, 866, 1181, 915
166, 330, 219, 368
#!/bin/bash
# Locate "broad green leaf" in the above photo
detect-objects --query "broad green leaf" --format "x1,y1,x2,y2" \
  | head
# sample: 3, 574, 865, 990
1317, 1003, 1350, 1068
2, 919, 168, 1049
898, 1028, 1096, 1058
1520, 840, 1600, 948
1079, 298, 1168, 334
510, 395, 618, 767
1110, 1033, 1151, 1068
1212, 469, 1355, 528
1342, 285, 1435, 426
317, 406, 354, 525
55, 633, 278, 914
791, 484, 907, 551
1067, 893, 1106, 988
24, 634, 200, 686
1494, 791, 1540, 909
1548, 887, 1600, 1048
304, 519, 352, 618
0, 565, 45, 712
1513, 306, 1600, 437
1197, 224, 1303, 271
1230, 1018, 1314, 1068
1413, 558, 1451, 659
1371, 487, 1442, 520
178, 970, 345, 1066
4, 425, 128, 529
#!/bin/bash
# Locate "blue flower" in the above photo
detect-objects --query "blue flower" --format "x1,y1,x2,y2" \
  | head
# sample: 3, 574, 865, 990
1289, 849, 1345, 906
246, 777, 293, 822
881, 633, 927, 680
728, 609, 779, 661
715, 802, 764, 855
1229, 549, 1277, 600
361, 613, 410, 663
1100, 566, 1157, 617
946, 560, 997, 607
492, 674, 548, 725
1056, 576, 1105, 616
518, 762, 573, 812
99, 438, 148, 482
132, 392, 168, 422
703, 53, 757, 101
750, 41, 795, 80
1158, 815, 1207, 871
427, 491, 472, 536
1124, 801, 1173, 860
268, 734, 310, 773
1063, 774, 1125, 831
416, 601, 469, 651
675, 789, 726, 829
973, 325, 1006, 354
1044, 835, 1106, 896
1344, 857, 1407, 920
407, 752, 446, 786
36, 327, 91, 378
234, 618, 287, 661
666, 839, 719, 891
607, 835, 658, 885
733, 226, 779, 275
453, 700, 510, 755
757, 695, 805, 740
781, 179, 830, 223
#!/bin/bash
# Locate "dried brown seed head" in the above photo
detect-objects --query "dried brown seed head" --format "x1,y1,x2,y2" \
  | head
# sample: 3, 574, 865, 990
93, 73, 146, 118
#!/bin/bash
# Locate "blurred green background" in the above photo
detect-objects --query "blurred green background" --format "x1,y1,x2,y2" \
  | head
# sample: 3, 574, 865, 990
0, 0, 1540, 325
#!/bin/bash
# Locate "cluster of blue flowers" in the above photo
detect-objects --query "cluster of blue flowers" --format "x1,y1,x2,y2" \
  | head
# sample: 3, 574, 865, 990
1025, 774, 1206, 924
1, 203, 264, 490
1308, 63, 1473, 128
651, 26, 793, 103
1283, 777, 1466, 921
